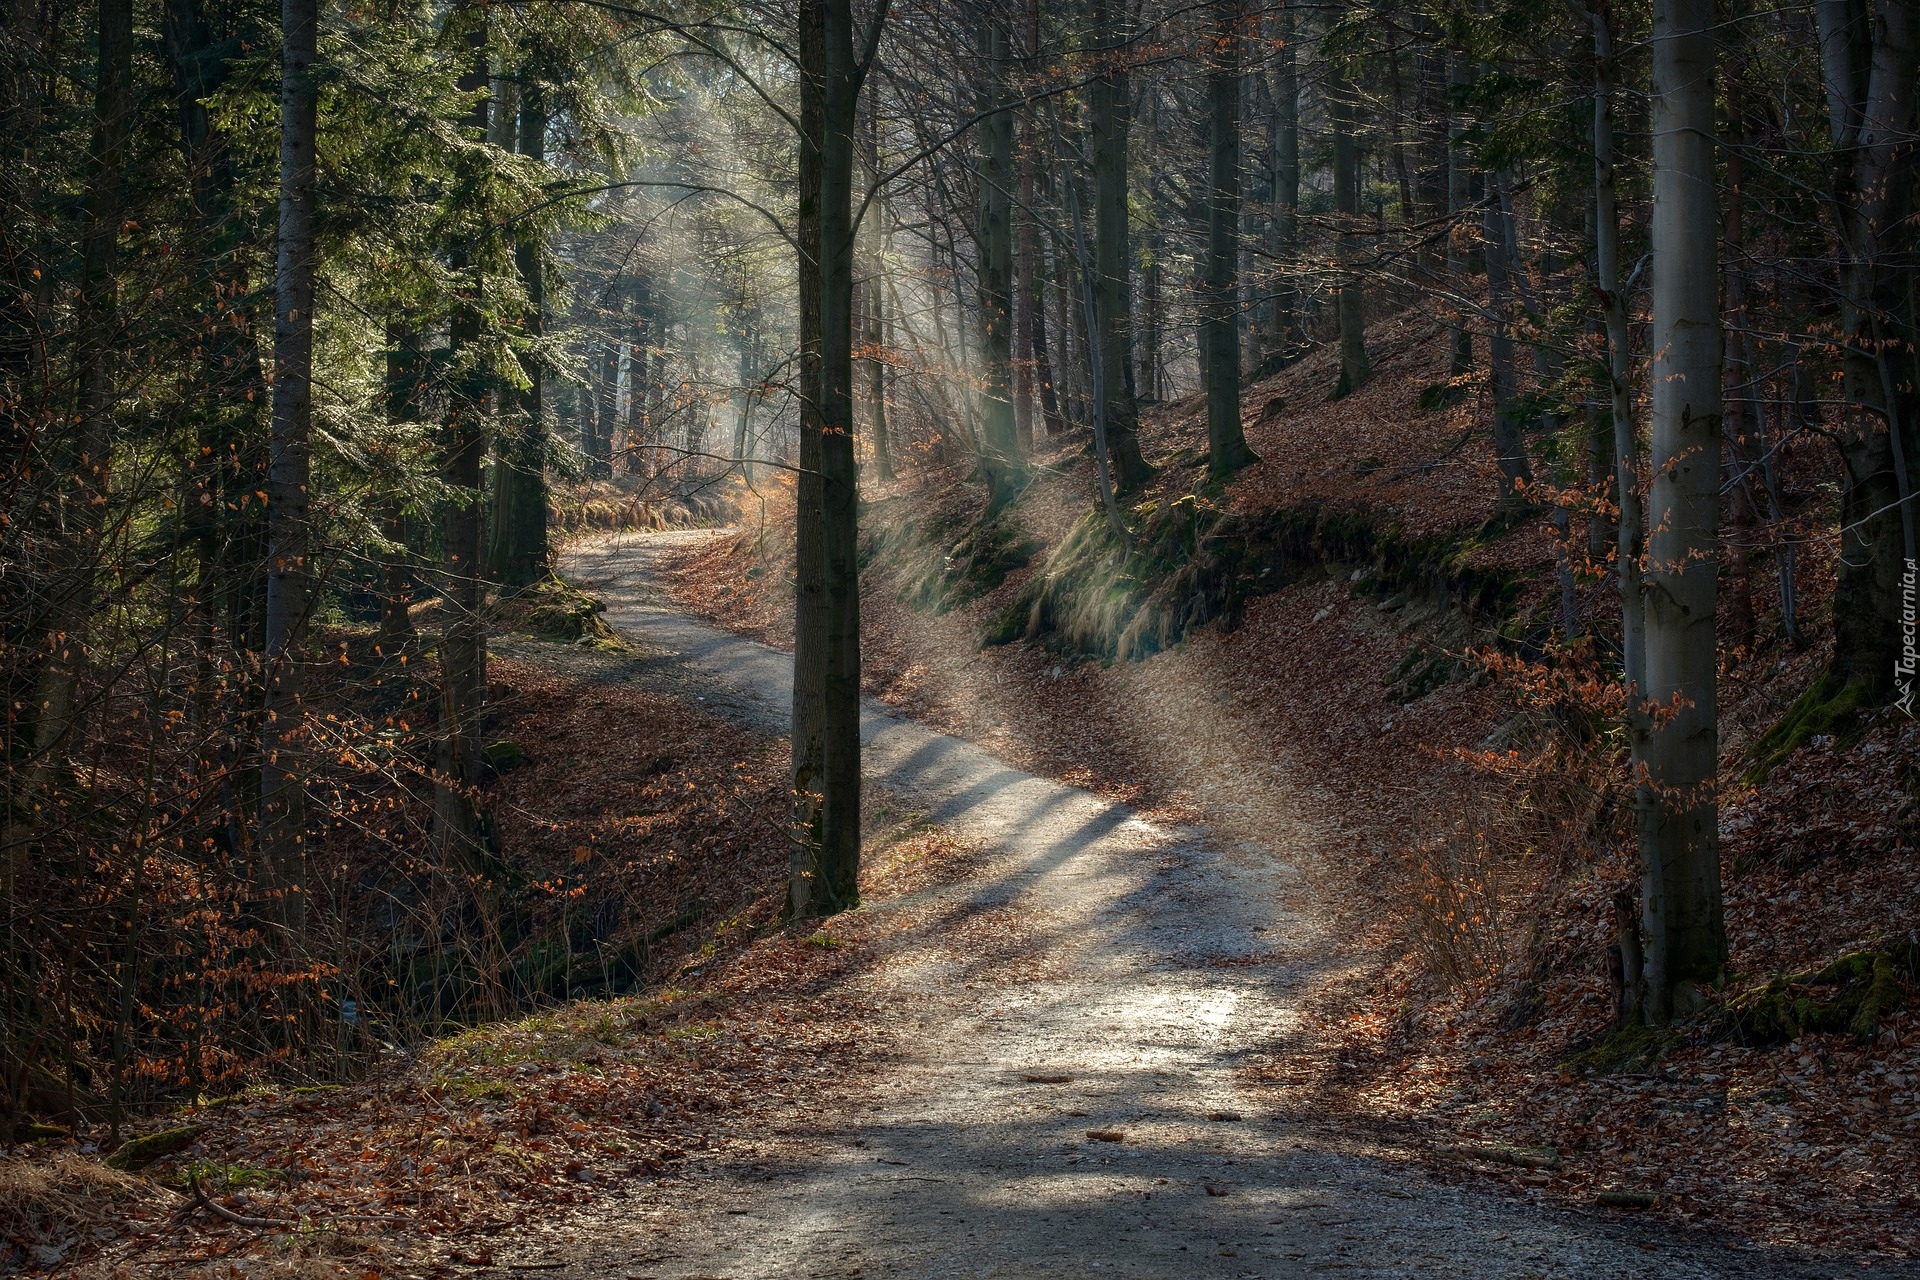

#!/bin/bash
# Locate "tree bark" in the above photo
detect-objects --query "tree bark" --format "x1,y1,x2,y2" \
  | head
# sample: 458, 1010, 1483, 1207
1639, 0, 1725, 1022
1328, 55, 1370, 398
432, 28, 493, 879
1818, 0, 1918, 697
491, 81, 550, 586
1203, 0, 1255, 479
1590, 0, 1646, 732
1445, 53, 1473, 377
1089, 0, 1151, 488
380, 321, 421, 656
790, 0, 871, 919
976, 7, 1020, 499
29, 0, 133, 773
1483, 180, 1531, 502
260, 0, 316, 934
1263, 12, 1299, 374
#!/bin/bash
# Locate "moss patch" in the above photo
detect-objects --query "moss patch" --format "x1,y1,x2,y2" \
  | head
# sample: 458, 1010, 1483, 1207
494, 576, 619, 645
986, 494, 1518, 665
104, 1125, 200, 1171
1560, 1023, 1682, 1075
1743, 671, 1878, 784
1718, 942, 1916, 1045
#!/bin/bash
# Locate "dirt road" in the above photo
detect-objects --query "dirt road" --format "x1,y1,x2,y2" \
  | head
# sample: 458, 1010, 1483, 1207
504, 531, 1875, 1279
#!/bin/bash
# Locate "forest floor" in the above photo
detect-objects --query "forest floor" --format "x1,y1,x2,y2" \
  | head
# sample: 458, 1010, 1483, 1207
33, 521, 1912, 1278
646, 313, 1920, 1265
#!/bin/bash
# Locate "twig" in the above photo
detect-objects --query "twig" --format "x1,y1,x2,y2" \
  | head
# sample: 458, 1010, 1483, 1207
186, 1173, 297, 1229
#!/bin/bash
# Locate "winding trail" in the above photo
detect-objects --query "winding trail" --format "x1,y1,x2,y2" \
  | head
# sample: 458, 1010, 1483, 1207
518, 531, 1861, 1279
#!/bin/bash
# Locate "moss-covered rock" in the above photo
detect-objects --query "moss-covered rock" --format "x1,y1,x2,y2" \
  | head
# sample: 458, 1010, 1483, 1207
494, 576, 617, 644
104, 1125, 199, 1171
1718, 942, 1915, 1045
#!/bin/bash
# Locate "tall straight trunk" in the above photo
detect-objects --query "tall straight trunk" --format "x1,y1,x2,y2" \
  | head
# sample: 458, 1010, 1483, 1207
976, 8, 1020, 498
1722, 117, 1757, 652
595, 336, 620, 475
1483, 181, 1531, 501
260, 0, 316, 932
29, 0, 132, 776
1088, 0, 1151, 488
1030, 222, 1065, 435
1203, 0, 1255, 479
491, 82, 549, 586
646, 336, 668, 477
1013, 116, 1037, 451
790, 0, 869, 919
1445, 53, 1473, 377
624, 317, 648, 474
380, 321, 421, 655
1051, 229, 1085, 425
1139, 222, 1162, 401
433, 31, 492, 875
1818, 0, 1918, 696
865, 276, 893, 479
1639, 0, 1724, 1022
1327, 57, 1370, 398
1263, 11, 1298, 373
1591, 0, 1646, 729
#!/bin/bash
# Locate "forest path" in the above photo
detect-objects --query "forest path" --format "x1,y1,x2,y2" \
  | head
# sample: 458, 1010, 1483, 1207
520, 531, 1847, 1279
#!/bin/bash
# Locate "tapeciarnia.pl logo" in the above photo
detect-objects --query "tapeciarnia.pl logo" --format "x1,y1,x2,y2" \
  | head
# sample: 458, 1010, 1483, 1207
1900, 558, 1917, 716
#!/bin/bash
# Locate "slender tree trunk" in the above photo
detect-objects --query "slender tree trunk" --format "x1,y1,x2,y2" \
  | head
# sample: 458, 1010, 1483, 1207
1818, 0, 1918, 697
977, 8, 1020, 499
1722, 118, 1757, 652
1639, 0, 1725, 1022
1089, 0, 1151, 488
865, 275, 893, 479
1013, 116, 1037, 451
1483, 184, 1531, 501
1328, 56, 1370, 398
1203, 0, 1255, 479
432, 31, 493, 878
1591, 0, 1646, 730
1445, 53, 1473, 377
599, 333, 621, 476
380, 321, 421, 656
29, 0, 133, 772
491, 81, 549, 585
260, 0, 316, 933
1264, 12, 1298, 374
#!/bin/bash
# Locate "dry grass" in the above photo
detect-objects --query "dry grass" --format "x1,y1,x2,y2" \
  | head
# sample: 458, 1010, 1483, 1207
0, 1156, 153, 1268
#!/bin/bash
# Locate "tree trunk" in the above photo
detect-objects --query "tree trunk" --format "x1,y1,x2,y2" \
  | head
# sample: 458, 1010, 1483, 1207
1639, 0, 1725, 1022
260, 0, 316, 934
1722, 115, 1757, 652
432, 30, 493, 879
1262, 12, 1300, 375
1591, 0, 1647, 730
29, 0, 133, 773
1328, 56, 1370, 398
1089, 0, 1152, 488
1203, 0, 1255, 479
380, 321, 421, 656
1818, 0, 1918, 698
595, 332, 620, 477
865, 274, 893, 479
1445, 53, 1473, 378
977, 9, 1020, 499
790, 0, 868, 919
1483, 185, 1531, 502
491, 81, 549, 586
